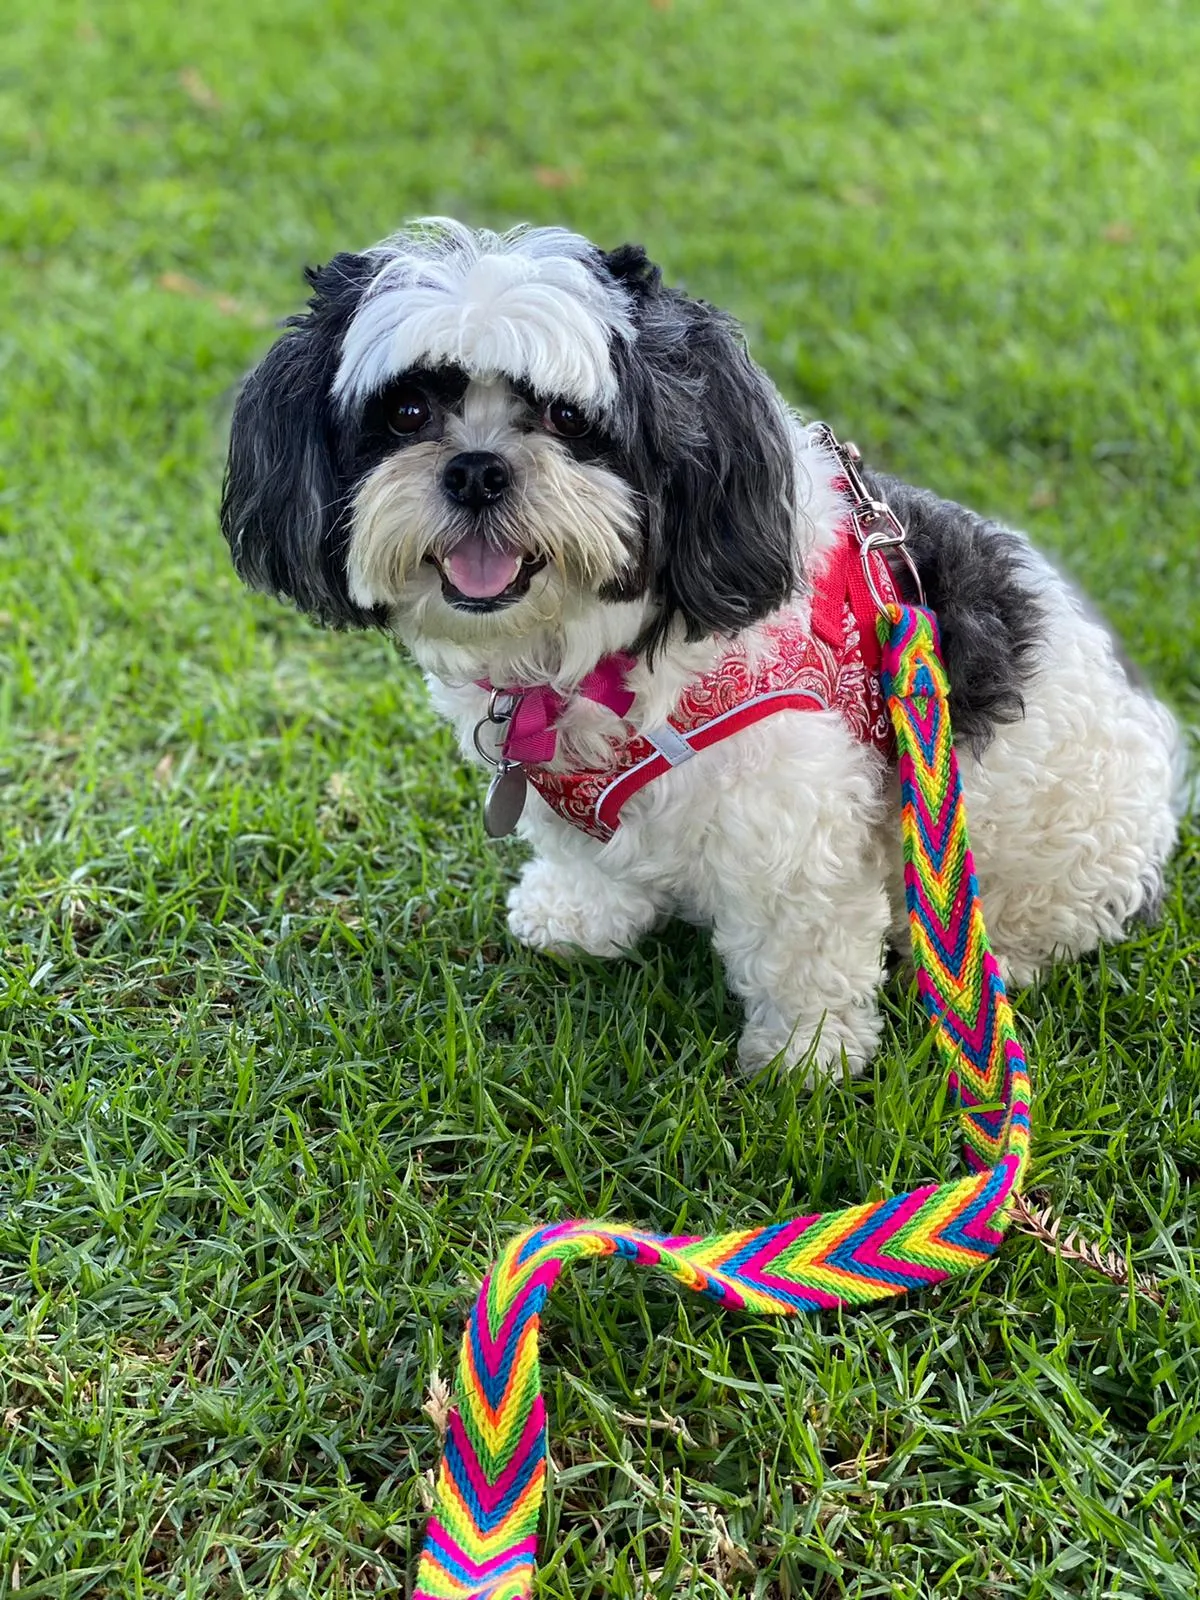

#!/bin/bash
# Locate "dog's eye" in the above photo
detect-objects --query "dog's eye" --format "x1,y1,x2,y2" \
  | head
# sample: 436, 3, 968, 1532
387, 385, 432, 436
542, 399, 590, 438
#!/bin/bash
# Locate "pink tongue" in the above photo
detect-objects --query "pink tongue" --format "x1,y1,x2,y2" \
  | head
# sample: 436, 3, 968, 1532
444, 534, 523, 599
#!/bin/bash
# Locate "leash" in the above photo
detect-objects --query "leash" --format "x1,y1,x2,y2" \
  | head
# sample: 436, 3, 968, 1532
412, 599, 1032, 1600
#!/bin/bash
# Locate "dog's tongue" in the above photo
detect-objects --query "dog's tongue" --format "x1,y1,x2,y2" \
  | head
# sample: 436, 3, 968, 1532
444, 533, 523, 599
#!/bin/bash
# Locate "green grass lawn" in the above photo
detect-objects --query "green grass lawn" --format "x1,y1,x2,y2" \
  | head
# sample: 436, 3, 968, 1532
2, 1, 1199, 1595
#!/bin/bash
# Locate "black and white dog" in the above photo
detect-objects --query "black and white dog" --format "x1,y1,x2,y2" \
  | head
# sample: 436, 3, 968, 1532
222, 219, 1181, 1077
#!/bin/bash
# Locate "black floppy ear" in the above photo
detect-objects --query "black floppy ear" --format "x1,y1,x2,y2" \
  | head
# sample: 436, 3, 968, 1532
655, 299, 796, 642
220, 252, 381, 628
604, 265, 797, 652
598, 243, 662, 299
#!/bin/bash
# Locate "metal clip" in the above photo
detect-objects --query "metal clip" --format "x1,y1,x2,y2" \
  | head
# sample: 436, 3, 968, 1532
814, 422, 925, 608
861, 528, 925, 611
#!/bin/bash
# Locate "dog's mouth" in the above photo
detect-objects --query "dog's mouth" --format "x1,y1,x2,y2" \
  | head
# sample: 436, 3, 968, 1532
429, 533, 547, 613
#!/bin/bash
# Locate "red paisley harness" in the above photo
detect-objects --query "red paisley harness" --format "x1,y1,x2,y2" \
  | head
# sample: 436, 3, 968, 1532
491, 509, 902, 844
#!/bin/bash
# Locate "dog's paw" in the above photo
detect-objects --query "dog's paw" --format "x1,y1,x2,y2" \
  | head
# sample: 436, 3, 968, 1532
737, 1002, 882, 1084
993, 951, 1042, 992
506, 858, 655, 959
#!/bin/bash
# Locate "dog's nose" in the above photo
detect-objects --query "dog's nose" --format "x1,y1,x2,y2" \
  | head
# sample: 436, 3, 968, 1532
442, 451, 512, 511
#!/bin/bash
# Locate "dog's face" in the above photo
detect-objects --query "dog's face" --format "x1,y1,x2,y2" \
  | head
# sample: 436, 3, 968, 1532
344, 368, 644, 651
222, 221, 800, 666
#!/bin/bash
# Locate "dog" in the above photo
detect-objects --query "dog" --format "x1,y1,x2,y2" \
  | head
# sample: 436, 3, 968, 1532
221, 219, 1182, 1078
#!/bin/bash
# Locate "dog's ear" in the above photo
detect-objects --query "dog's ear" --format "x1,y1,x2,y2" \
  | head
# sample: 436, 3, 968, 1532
598, 243, 662, 300
221, 253, 381, 628
607, 271, 797, 652
655, 298, 796, 643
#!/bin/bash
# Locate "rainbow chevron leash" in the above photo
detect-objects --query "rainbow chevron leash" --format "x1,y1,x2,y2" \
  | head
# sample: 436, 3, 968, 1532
413, 604, 1032, 1600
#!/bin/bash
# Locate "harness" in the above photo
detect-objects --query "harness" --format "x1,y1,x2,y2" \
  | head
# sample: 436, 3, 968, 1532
476, 429, 917, 842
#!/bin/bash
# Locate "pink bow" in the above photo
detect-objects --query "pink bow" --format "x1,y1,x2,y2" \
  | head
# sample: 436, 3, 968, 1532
481, 653, 637, 766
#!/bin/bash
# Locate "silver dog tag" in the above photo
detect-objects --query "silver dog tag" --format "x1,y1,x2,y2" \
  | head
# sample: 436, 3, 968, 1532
484, 765, 527, 838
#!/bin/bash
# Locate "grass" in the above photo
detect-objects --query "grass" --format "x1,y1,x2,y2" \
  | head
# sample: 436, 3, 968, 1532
1, 0, 1199, 1594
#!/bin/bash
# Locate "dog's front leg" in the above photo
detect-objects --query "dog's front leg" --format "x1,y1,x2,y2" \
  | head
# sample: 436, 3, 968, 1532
716, 876, 890, 1081
702, 730, 892, 1082
506, 807, 662, 960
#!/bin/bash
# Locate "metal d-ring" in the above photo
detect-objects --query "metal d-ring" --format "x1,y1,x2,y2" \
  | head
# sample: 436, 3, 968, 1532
473, 688, 520, 769
472, 719, 504, 769
486, 688, 517, 724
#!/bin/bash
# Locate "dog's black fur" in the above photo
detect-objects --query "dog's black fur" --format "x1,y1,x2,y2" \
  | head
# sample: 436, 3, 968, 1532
866, 472, 1046, 756
222, 253, 383, 630
596, 246, 798, 655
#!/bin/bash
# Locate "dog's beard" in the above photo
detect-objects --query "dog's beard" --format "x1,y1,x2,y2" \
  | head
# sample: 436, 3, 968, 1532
345, 379, 644, 661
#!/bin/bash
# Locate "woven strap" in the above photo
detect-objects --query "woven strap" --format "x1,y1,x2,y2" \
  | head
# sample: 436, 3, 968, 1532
413, 605, 1032, 1600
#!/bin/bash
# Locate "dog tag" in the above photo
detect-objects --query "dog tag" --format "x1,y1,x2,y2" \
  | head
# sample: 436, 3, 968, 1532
484, 764, 527, 838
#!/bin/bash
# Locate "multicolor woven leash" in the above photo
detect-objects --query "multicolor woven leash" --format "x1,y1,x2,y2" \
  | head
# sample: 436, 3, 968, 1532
413, 602, 1032, 1600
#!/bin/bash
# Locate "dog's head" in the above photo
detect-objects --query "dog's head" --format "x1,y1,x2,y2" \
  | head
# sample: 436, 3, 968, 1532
222, 220, 800, 666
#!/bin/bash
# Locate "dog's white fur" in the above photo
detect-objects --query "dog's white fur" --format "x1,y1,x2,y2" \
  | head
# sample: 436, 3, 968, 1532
366, 423, 1181, 1079
334, 220, 636, 413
